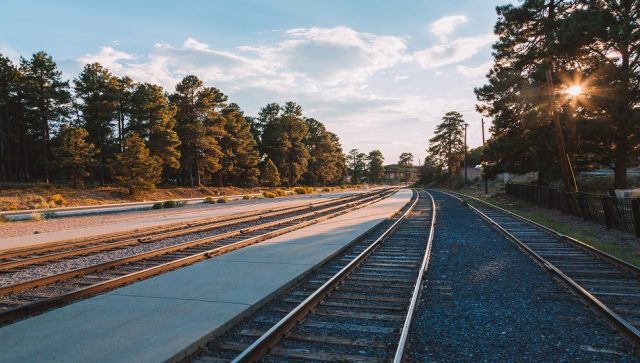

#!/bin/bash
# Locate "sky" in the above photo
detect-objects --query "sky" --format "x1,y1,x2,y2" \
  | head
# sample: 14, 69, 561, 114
0, 0, 511, 165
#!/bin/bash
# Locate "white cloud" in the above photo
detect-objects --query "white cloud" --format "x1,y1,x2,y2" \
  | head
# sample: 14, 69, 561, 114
394, 75, 408, 81
456, 60, 493, 79
78, 46, 135, 72
413, 33, 496, 68
0, 45, 20, 62
430, 15, 468, 41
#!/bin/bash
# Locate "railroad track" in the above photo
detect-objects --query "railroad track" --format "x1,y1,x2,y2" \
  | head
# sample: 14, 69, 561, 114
193, 189, 435, 363
0, 188, 396, 325
0, 192, 370, 270
440, 189, 640, 348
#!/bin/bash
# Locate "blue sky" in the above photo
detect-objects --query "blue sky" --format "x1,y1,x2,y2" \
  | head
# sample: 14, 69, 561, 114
0, 0, 510, 164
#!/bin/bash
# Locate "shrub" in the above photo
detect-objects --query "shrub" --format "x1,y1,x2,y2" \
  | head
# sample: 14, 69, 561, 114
204, 196, 216, 204
242, 195, 251, 200
322, 187, 333, 192
274, 189, 286, 197
217, 196, 228, 203
253, 195, 263, 199
42, 211, 57, 219
49, 194, 67, 207
152, 202, 164, 209
30, 212, 44, 221
294, 187, 306, 195
263, 192, 276, 198
163, 200, 177, 208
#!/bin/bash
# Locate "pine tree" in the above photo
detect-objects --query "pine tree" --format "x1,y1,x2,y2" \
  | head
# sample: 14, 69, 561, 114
0, 55, 18, 181
20, 51, 71, 183
346, 149, 367, 183
219, 104, 260, 187
54, 125, 98, 188
398, 152, 414, 185
129, 83, 181, 176
261, 158, 280, 187
428, 111, 466, 189
171, 75, 226, 186
367, 150, 385, 184
261, 101, 309, 186
111, 133, 162, 195
74, 63, 118, 184
303, 118, 345, 186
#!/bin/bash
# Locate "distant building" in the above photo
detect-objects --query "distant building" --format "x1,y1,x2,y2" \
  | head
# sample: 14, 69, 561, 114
383, 164, 421, 185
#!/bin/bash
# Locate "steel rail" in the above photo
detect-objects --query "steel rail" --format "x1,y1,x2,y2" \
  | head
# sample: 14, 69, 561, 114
231, 190, 422, 363
438, 189, 640, 348
393, 190, 437, 362
0, 190, 392, 297
0, 190, 396, 325
444, 190, 640, 276
0, 191, 367, 260
0, 192, 382, 270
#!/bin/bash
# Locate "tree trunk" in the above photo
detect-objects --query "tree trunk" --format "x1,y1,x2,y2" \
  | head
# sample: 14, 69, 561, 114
195, 154, 201, 186
614, 136, 628, 189
447, 162, 452, 190
42, 114, 49, 184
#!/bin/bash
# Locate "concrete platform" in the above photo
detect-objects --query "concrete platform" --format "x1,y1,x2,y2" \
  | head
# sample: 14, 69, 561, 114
0, 189, 367, 251
0, 189, 412, 363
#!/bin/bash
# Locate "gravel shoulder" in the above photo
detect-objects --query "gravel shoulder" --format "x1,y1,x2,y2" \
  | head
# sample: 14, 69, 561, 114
407, 190, 638, 362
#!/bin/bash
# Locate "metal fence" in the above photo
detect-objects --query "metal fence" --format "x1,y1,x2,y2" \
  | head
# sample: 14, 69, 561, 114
505, 183, 640, 237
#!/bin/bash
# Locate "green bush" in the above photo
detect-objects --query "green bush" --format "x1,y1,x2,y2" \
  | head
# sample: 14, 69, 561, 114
163, 200, 177, 208
42, 211, 57, 219
217, 196, 228, 203
152, 202, 163, 209
263, 191, 276, 198
242, 195, 250, 200
204, 196, 216, 204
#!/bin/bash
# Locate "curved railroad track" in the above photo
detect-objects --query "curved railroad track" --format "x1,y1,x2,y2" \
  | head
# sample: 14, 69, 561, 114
440, 189, 640, 348
193, 189, 436, 362
0, 188, 396, 325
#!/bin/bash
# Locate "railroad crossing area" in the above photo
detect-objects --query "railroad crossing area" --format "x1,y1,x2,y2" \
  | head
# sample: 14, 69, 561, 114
0, 188, 639, 362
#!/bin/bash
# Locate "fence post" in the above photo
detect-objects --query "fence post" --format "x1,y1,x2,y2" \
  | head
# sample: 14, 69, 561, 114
631, 199, 640, 238
602, 197, 612, 229
576, 192, 587, 221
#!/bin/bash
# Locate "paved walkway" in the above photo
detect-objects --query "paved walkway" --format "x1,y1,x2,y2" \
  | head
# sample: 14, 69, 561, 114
0, 190, 365, 251
0, 189, 412, 363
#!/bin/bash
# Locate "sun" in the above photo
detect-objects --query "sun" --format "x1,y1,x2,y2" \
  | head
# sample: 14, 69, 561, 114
566, 85, 583, 97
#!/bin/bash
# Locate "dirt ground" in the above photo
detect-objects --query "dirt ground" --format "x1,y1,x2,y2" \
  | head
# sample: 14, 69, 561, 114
0, 184, 269, 211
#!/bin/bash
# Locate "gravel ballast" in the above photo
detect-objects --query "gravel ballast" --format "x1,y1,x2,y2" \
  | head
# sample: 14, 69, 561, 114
407, 190, 638, 362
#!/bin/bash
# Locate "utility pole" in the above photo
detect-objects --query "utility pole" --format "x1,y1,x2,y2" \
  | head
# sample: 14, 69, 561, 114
546, 71, 578, 192
481, 118, 488, 195
463, 123, 468, 187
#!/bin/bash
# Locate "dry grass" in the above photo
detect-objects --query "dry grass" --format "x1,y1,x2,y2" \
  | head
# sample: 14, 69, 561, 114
0, 184, 266, 211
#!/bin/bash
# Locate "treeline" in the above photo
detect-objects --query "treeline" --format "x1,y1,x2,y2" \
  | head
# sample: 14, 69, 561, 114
477, 0, 639, 188
0, 52, 348, 192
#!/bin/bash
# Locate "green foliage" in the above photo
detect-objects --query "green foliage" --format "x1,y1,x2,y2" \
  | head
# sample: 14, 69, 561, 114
347, 149, 367, 184
261, 101, 310, 186
162, 200, 177, 208
129, 83, 181, 174
367, 150, 385, 184
274, 189, 286, 197
263, 191, 276, 198
261, 159, 281, 187
219, 104, 260, 187
303, 118, 346, 186
204, 196, 216, 204
398, 152, 414, 185
111, 133, 162, 195
428, 111, 466, 189
171, 75, 226, 186
53, 125, 98, 188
